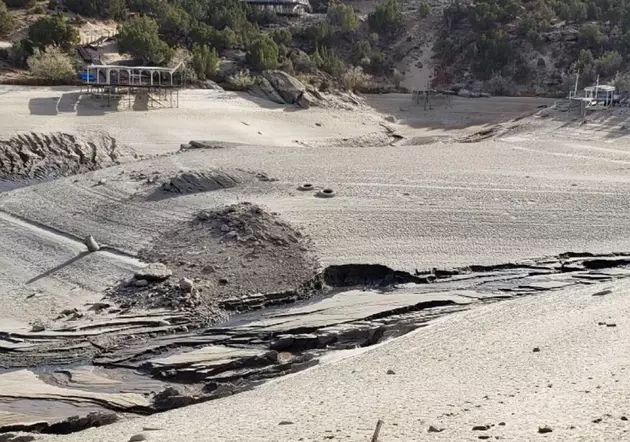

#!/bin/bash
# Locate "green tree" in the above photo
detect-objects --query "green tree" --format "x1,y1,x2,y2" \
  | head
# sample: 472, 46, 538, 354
191, 43, 219, 80
27, 45, 75, 81
368, 0, 403, 34
206, 0, 247, 30
157, 3, 193, 46
327, 3, 359, 32
246, 36, 279, 70
596, 50, 624, 77
28, 15, 79, 51
64, 0, 126, 19
574, 48, 595, 70
303, 21, 332, 48
0, 1, 14, 38
351, 40, 371, 63
117, 16, 173, 65
272, 28, 292, 47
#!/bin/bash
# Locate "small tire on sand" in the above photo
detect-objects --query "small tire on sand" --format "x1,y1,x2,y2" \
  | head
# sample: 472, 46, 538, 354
316, 188, 336, 198
298, 183, 314, 191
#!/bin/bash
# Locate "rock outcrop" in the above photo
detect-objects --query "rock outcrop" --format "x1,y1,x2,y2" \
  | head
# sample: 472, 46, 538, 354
262, 70, 306, 104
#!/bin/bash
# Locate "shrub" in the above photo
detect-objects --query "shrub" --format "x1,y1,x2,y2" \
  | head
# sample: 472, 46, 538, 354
30, 4, 45, 14
9, 39, 31, 67
118, 16, 173, 65
303, 21, 332, 48
246, 36, 279, 71
0, 1, 14, 37
191, 44, 219, 80
319, 46, 345, 77
486, 73, 509, 95
227, 70, 255, 90
613, 71, 630, 92
4, 0, 35, 7
351, 40, 371, 63
27, 46, 75, 81
272, 28, 292, 47
310, 47, 324, 68
64, 0, 125, 19
368, 0, 403, 34
596, 51, 624, 77
28, 15, 79, 51
580, 23, 605, 48
327, 3, 359, 32
291, 51, 316, 73
419, 2, 431, 18
341, 65, 369, 90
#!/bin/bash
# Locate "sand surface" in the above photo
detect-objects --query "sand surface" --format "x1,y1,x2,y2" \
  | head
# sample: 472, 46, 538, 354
43, 278, 630, 441
2, 86, 630, 440
0, 88, 628, 327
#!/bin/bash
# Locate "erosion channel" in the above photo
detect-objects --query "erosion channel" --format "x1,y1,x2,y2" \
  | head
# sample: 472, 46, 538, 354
1, 245, 630, 435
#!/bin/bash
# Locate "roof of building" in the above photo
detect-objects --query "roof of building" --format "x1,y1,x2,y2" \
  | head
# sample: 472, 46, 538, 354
584, 85, 615, 92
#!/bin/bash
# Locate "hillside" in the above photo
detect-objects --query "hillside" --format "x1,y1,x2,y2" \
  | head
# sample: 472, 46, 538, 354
0, 0, 628, 95
431, 0, 630, 95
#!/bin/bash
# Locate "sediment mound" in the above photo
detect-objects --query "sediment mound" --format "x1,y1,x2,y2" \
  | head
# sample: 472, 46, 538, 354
161, 170, 241, 195
0, 132, 136, 181
118, 203, 320, 314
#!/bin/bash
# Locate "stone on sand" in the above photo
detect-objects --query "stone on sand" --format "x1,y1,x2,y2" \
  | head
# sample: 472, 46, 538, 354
135, 263, 172, 282
84, 235, 100, 252
179, 278, 194, 293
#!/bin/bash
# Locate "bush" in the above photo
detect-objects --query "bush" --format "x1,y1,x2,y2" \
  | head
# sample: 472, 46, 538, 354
191, 44, 218, 81
310, 47, 324, 68
596, 51, 624, 77
486, 73, 509, 95
613, 72, 630, 92
291, 51, 316, 73
9, 39, 31, 67
368, 0, 403, 34
246, 36, 279, 71
303, 21, 332, 48
64, 0, 125, 19
226, 70, 255, 90
327, 3, 359, 32
0, 1, 14, 37
118, 16, 173, 65
319, 46, 345, 77
432, 38, 454, 58
4, 0, 35, 7
28, 15, 79, 51
419, 2, 431, 18
580, 22, 605, 48
30, 4, 45, 14
351, 40, 371, 63
341, 65, 369, 90
272, 28, 292, 47
27, 46, 75, 81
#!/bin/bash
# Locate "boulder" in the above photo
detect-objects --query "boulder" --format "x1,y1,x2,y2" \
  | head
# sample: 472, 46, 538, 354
262, 70, 306, 105
458, 88, 472, 98
202, 80, 224, 91
135, 263, 172, 282
257, 77, 286, 104
297, 91, 318, 109
179, 278, 194, 293
84, 235, 100, 252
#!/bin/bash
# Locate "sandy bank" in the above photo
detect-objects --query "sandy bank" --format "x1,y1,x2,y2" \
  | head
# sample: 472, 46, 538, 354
43, 278, 630, 442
